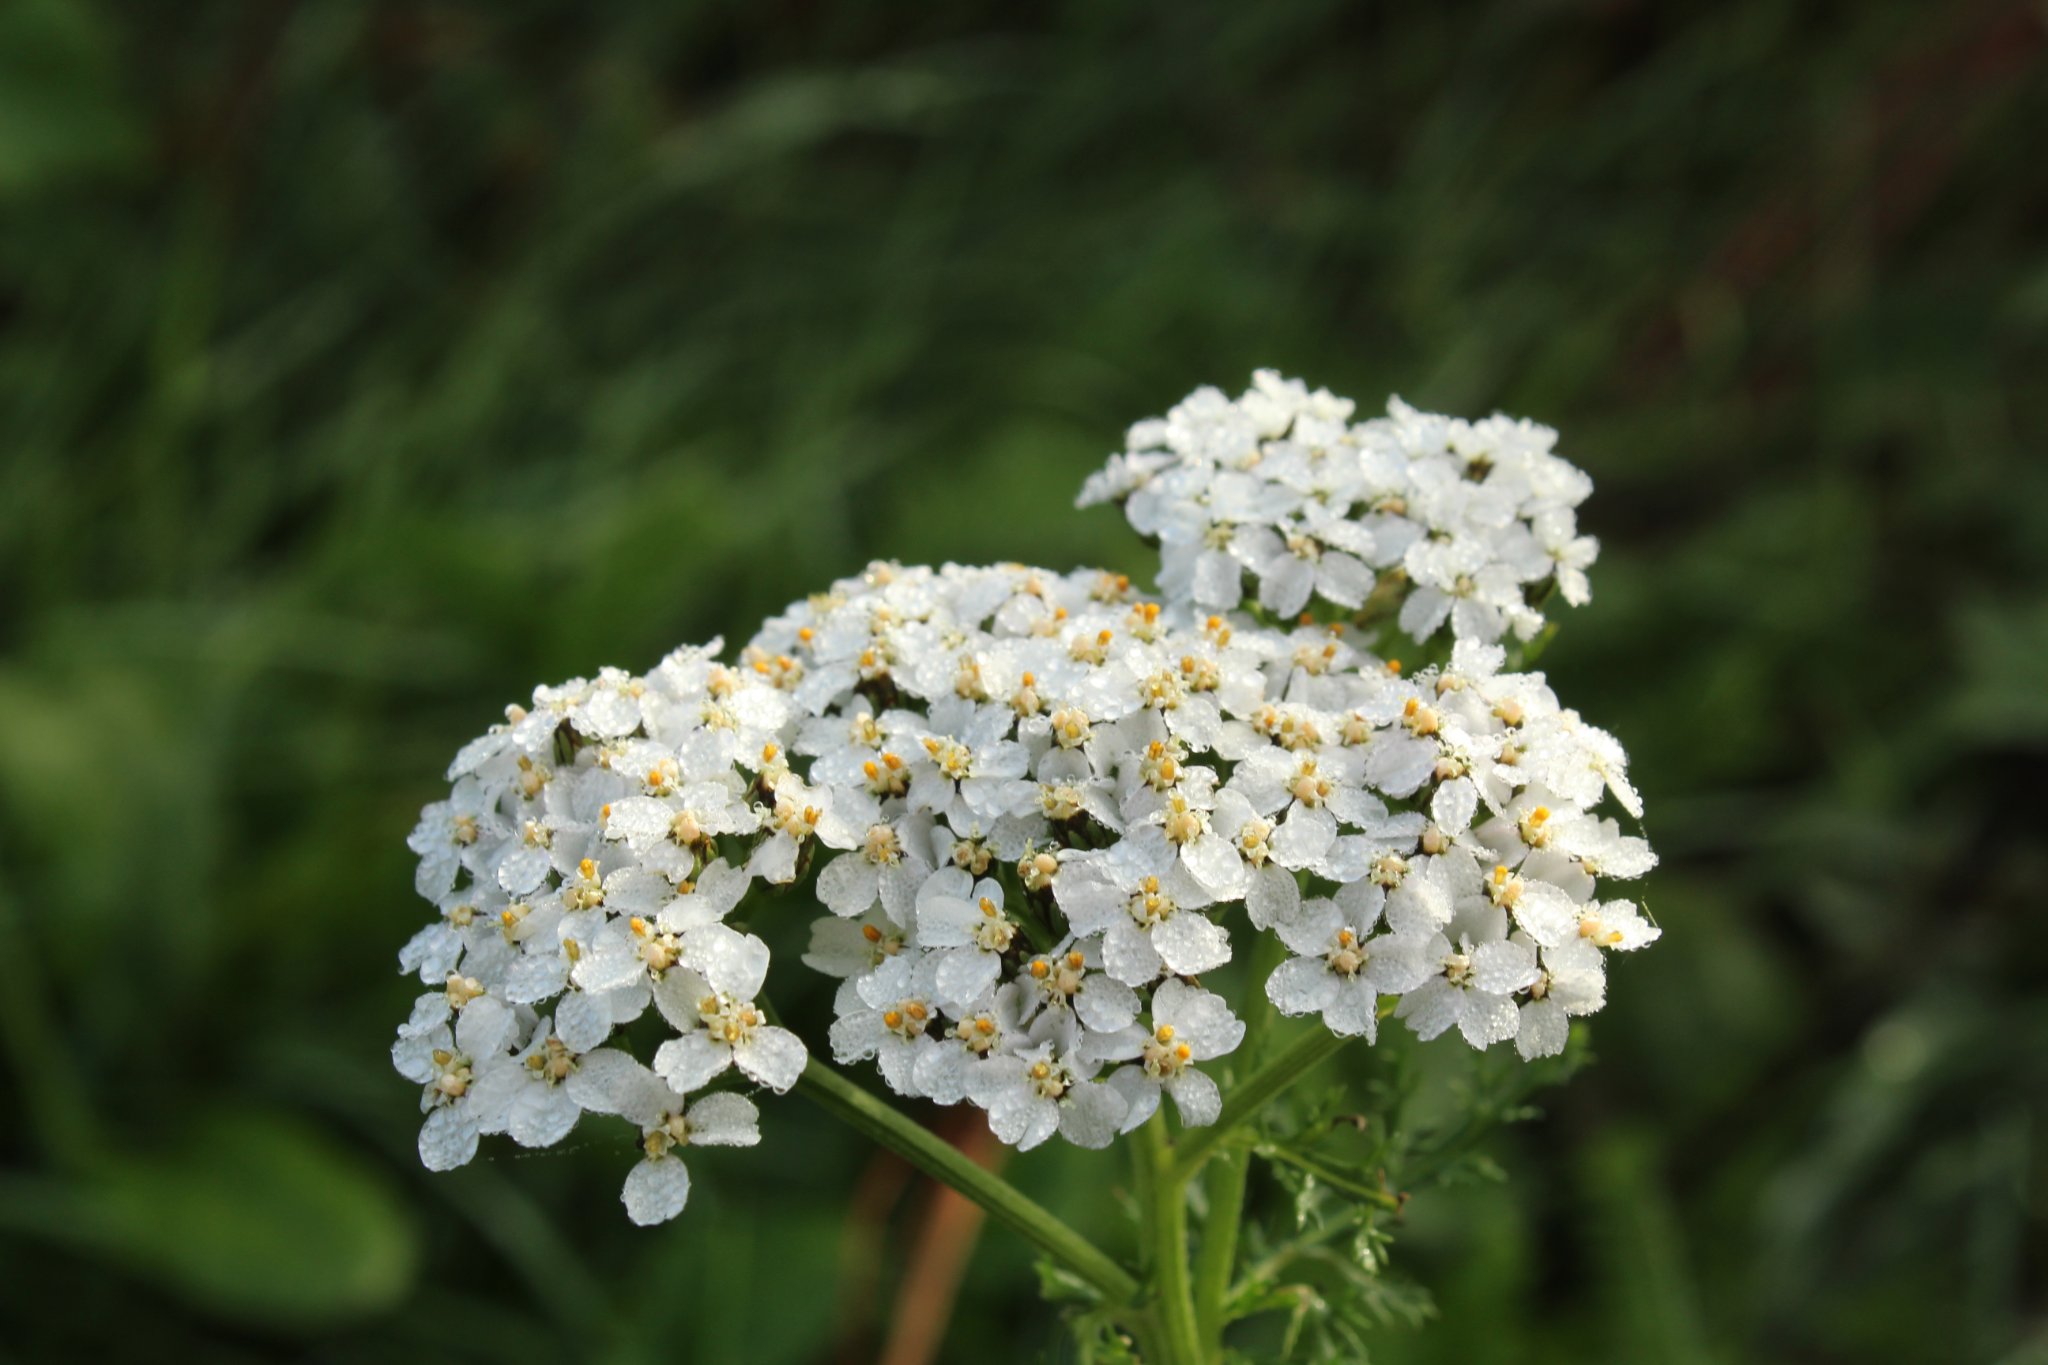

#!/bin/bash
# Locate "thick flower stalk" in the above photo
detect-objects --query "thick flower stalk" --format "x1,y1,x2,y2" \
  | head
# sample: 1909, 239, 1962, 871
391, 371, 1659, 1355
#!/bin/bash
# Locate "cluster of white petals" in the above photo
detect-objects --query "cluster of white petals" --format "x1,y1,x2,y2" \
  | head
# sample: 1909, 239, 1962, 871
394, 373, 1657, 1223
1078, 369, 1601, 645
393, 649, 807, 1223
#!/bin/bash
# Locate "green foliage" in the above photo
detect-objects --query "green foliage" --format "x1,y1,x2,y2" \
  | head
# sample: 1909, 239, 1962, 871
1, 1, 2044, 1362
0, 1108, 418, 1329
1201, 1029, 1586, 1362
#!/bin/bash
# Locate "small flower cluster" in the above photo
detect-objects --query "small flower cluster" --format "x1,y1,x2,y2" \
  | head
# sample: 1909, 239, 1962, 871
392, 648, 810, 1223
1078, 370, 1600, 645
393, 373, 1657, 1223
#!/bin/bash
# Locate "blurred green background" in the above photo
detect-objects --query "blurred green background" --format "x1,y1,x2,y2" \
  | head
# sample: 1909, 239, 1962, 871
2, 1, 2044, 1361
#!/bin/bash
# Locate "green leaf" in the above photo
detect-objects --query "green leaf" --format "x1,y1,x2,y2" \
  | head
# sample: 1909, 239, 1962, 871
1035, 1255, 1105, 1306
0, 1106, 418, 1328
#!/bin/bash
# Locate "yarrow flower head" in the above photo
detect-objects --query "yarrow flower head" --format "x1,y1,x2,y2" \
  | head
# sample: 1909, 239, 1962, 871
394, 372, 1658, 1229
1079, 370, 1600, 646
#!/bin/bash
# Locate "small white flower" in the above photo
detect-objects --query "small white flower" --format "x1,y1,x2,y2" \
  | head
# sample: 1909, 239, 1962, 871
649, 925, 808, 1094
915, 869, 1021, 1010
1090, 979, 1245, 1129
815, 817, 932, 918
802, 905, 914, 983
1514, 938, 1607, 1059
1054, 844, 1230, 986
1266, 884, 1431, 1040
966, 1038, 1127, 1151
827, 950, 944, 1096
750, 772, 863, 883
407, 778, 503, 901
567, 1049, 761, 1225
1017, 939, 1141, 1036
1394, 929, 1537, 1049
468, 1022, 584, 1149
915, 984, 1029, 1104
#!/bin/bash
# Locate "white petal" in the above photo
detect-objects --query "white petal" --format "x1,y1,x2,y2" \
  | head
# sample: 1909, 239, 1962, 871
1102, 920, 1164, 986
987, 1091, 1059, 1151
1457, 991, 1519, 1048
682, 924, 771, 999
1473, 939, 1540, 995
816, 855, 879, 917
1395, 978, 1459, 1041
508, 1084, 581, 1148
1181, 832, 1246, 899
1270, 805, 1336, 869
916, 897, 980, 948
1192, 550, 1243, 610
935, 949, 1001, 1011
1106, 1067, 1160, 1133
465, 1064, 522, 1133
1267, 956, 1338, 1017
915, 1045, 977, 1105
653, 1031, 732, 1093
650, 967, 709, 1032
686, 1092, 761, 1146
572, 943, 647, 996
1167, 1069, 1222, 1127
1322, 976, 1379, 1040
1245, 864, 1302, 930
399, 923, 462, 982
566, 1048, 665, 1125
1316, 552, 1374, 608
1274, 897, 1341, 955
1333, 878, 1385, 929
1258, 555, 1315, 617
553, 990, 613, 1053
878, 857, 929, 921
1057, 1083, 1128, 1150
1511, 883, 1580, 949
455, 996, 516, 1058
735, 1026, 807, 1093
1430, 779, 1478, 836
1156, 979, 1245, 1056
1074, 976, 1140, 1033
1517, 998, 1570, 1060
749, 831, 799, 884
496, 845, 551, 896
418, 1106, 479, 1172
1153, 912, 1232, 977
622, 1157, 691, 1226
504, 951, 570, 1005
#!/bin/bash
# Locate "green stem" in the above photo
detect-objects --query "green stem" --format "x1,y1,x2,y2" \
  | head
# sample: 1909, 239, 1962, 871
1170, 1027, 1349, 1184
1191, 1147, 1248, 1353
1190, 926, 1283, 1353
1252, 1142, 1401, 1211
795, 1058, 1140, 1305
1135, 1114, 1205, 1364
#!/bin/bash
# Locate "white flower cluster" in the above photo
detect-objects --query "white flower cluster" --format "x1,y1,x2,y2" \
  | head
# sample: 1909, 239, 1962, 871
392, 650, 810, 1223
393, 373, 1657, 1223
1078, 370, 1600, 645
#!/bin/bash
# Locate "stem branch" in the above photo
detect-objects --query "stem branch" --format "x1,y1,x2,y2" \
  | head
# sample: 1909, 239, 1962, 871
1191, 1146, 1248, 1352
796, 1058, 1140, 1305
1170, 1027, 1349, 1184
1135, 1114, 1204, 1364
